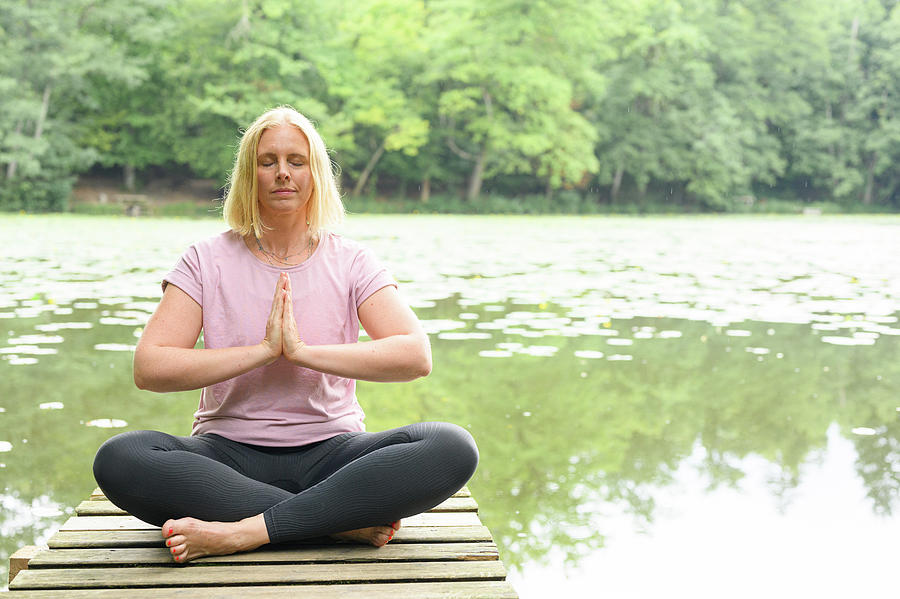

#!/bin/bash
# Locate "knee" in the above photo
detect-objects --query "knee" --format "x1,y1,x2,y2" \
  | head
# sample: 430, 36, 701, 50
92, 430, 151, 491
431, 422, 479, 486
93, 432, 128, 489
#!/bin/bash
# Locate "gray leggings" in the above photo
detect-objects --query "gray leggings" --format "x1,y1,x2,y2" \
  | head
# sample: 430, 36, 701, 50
92, 422, 478, 544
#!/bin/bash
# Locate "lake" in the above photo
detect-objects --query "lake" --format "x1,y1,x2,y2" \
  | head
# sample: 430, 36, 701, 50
1, 213, 898, 597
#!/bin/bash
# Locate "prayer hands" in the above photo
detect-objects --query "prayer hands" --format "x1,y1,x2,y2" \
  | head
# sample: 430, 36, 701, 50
261, 272, 306, 364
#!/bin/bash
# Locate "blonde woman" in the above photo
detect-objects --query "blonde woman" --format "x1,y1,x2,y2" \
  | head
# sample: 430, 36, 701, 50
92, 106, 478, 563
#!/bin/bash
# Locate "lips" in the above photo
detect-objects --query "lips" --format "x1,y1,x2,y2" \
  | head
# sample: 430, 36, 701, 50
273, 188, 295, 194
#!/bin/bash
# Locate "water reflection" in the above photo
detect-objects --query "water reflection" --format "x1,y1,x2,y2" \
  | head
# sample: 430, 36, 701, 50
359, 307, 900, 572
1, 214, 899, 594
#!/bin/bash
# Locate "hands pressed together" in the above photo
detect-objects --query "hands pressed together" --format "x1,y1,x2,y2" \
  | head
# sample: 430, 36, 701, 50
261, 272, 307, 365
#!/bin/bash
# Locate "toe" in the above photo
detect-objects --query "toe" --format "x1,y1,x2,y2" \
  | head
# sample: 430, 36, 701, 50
162, 520, 177, 537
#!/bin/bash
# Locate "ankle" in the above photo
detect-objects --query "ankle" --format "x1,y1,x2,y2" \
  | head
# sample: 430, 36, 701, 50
236, 514, 270, 551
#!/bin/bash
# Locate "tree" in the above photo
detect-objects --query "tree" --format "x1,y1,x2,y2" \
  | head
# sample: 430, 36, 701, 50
300, 0, 430, 198
424, 0, 600, 202
0, 0, 164, 210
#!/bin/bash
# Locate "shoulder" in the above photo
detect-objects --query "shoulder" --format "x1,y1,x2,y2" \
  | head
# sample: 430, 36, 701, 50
192, 230, 243, 252
185, 230, 245, 261
173, 231, 245, 274
319, 231, 372, 264
323, 231, 365, 253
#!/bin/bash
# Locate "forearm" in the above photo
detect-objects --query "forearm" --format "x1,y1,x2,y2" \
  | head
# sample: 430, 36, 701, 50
291, 334, 432, 383
133, 343, 275, 393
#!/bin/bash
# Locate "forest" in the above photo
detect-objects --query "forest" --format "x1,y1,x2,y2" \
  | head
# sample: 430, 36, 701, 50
2, 0, 899, 213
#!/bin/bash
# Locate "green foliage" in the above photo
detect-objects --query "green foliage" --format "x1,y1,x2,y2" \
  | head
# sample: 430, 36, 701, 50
2, 0, 900, 212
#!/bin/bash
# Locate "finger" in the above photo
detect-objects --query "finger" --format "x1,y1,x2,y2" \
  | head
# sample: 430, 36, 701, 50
284, 291, 300, 341
273, 290, 287, 338
284, 286, 294, 321
269, 274, 285, 320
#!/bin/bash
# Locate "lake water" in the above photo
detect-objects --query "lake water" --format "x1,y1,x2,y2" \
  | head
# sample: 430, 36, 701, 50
1, 214, 898, 596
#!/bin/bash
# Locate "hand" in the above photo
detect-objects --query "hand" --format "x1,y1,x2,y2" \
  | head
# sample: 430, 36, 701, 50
281, 274, 307, 364
260, 273, 288, 364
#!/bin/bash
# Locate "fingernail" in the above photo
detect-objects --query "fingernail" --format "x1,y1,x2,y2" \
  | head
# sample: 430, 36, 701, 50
166, 540, 170, 547
174, 555, 180, 562
168, 527, 173, 535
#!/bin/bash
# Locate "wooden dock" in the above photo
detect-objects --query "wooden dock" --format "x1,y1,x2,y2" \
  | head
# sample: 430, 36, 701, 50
8, 487, 518, 597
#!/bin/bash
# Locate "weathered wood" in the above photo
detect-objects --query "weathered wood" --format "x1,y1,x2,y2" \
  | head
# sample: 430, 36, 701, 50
8, 545, 41, 584
10, 560, 507, 589
49, 530, 166, 549
6, 580, 518, 598
89, 486, 473, 500
49, 525, 494, 549
76, 495, 478, 516
29, 542, 499, 568
60, 511, 481, 532
17, 483, 517, 598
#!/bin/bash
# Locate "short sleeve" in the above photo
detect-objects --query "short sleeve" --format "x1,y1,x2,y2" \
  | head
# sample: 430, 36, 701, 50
162, 245, 203, 306
350, 246, 397, 309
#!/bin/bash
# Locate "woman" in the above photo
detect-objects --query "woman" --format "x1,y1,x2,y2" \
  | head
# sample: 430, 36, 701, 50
92, 106, 478, 564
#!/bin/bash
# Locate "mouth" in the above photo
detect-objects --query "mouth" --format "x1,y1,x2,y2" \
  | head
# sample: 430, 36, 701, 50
273, 188, 296, 195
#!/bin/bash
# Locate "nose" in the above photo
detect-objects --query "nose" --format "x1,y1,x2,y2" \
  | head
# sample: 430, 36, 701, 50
276, 159, 291, 181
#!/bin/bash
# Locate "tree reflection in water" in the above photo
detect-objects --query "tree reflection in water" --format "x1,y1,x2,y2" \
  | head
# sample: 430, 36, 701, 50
360, 307, 900, 569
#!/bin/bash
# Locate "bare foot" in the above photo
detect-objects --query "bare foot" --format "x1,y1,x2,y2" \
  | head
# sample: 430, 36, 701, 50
330, 520, 401, 547
162, 514, 269, 564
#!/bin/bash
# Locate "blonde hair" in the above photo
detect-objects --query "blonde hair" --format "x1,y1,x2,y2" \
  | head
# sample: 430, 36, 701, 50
223, 106, 344, 239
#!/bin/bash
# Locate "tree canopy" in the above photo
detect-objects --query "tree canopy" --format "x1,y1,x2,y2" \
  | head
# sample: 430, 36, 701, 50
1, 0, 899, 212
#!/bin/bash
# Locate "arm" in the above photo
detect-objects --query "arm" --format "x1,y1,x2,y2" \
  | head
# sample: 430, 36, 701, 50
282, 280, 432, 383
133, 279, 285, 393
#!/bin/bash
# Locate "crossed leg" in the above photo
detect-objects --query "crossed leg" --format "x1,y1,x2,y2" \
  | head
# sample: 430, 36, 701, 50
93, 422, 478, 563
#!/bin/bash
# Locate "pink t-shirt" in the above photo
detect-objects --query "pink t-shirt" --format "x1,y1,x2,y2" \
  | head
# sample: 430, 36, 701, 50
162, 230, 396, 446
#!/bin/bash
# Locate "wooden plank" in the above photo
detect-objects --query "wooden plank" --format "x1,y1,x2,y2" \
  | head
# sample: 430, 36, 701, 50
60, 511, 481, 532
10, 560, 507, 589
7, 580, 518, 598
90, 486, 473, 500
29, 542, 499, 568
8, 545, 42, 584
49, 525, 494, 549
76, 496, 478, 517
49, 530, 166, 549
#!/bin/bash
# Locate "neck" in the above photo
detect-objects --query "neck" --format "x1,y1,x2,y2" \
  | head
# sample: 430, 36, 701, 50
256, 211, 312, 255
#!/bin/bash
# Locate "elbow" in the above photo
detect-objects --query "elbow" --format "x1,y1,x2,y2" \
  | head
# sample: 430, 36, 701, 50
133, 363, 152, 391
133, 351, 162, 391
411, 336, 432, 379
134, 369, 170, 393
414, 355, 432, 379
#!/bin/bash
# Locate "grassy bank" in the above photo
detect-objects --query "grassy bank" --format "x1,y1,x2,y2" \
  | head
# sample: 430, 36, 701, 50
57, 194, 900, 217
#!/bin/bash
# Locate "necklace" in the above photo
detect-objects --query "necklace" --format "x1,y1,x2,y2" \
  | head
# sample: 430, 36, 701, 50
255, 234, 315, 266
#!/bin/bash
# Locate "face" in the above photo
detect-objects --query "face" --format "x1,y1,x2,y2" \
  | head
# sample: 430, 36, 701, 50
256, 124, 314, 220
